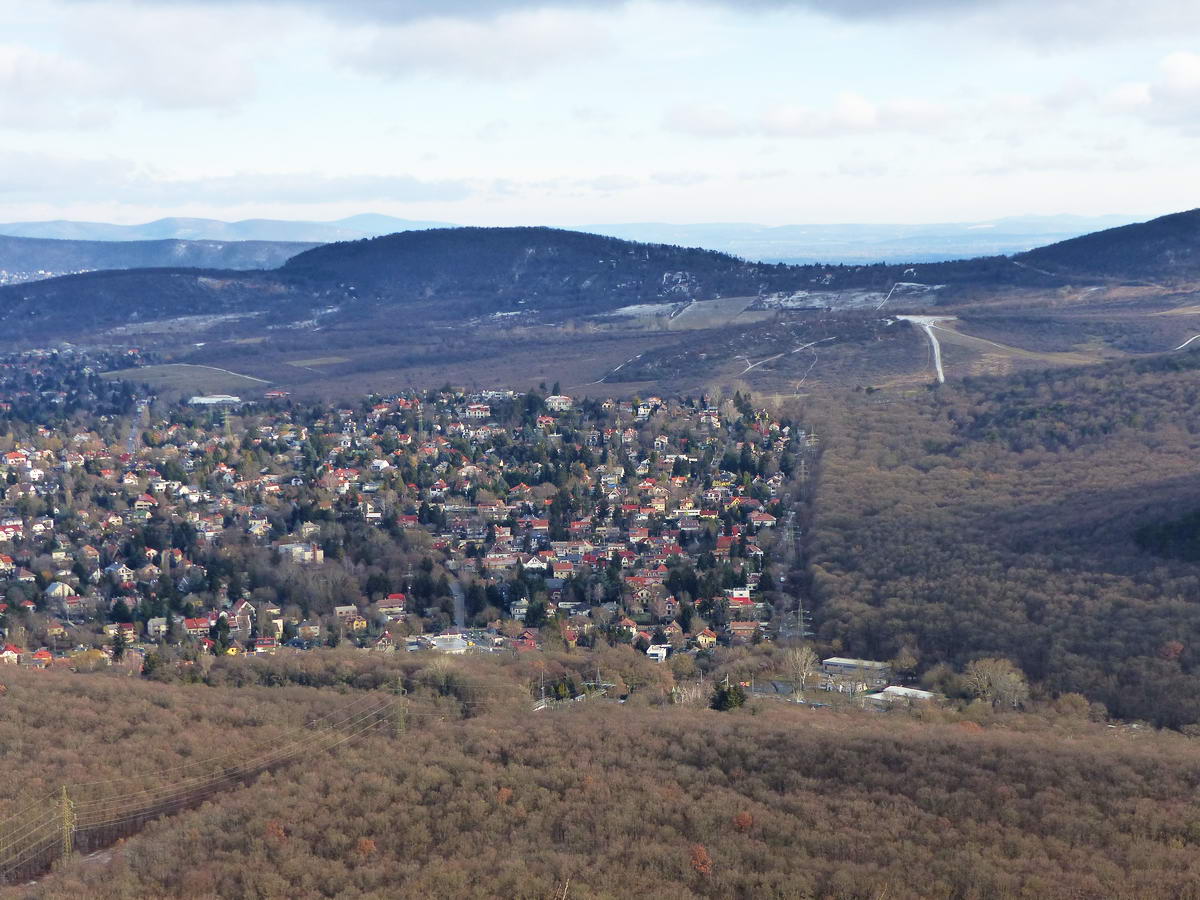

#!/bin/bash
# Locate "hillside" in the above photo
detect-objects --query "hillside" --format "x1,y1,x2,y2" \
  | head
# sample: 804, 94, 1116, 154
23, 693, 1200, 899
1015, 208, 1200, 281
0, 268, 302, 334
0, 235, 316, 283
0, 226, 1040, 341
806, 349, 1200, 728
280, 226, 809, 314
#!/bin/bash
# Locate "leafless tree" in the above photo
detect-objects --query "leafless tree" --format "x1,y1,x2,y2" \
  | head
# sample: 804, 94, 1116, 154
965, 658, 1029, 709
785, 645, 819, 698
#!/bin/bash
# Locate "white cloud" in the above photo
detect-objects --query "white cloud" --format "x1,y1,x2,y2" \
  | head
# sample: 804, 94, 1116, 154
663, 103, 745, 137
338, 8, 614, 79
650, 171, 710, 186
578, 175, 640, 192
60, 0, 1200, 46
0, 44, 87, 96
1158, 51, 1200, 101
0, 44, 109, 129
0, 3, 285, 121
1107, 82, 1152, 110
667, 91, 956, 139
59, 3, 273, 109
0, 152, 148, 198
1105, 52, 1200, 131
0, 151, 473, 206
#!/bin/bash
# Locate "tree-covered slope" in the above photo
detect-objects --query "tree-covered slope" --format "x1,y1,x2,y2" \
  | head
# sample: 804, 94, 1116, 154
30, 702, 1200, 899
1015, 208, 1200, 281
280, 226, 799, 314
807, 351, 1200, 727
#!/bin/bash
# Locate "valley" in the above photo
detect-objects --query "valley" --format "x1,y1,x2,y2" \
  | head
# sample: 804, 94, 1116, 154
10, 0, 1200, 894
81, 278, 1200, 406
0, 211, 1199, 897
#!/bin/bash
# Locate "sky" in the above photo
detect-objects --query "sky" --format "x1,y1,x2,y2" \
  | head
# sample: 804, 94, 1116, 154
0, 0, 1197, 226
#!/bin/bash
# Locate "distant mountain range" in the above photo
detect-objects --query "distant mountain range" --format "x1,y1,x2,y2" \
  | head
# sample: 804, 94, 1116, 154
2, 210, 1194, 343
0, 214, 451, 244
0, 213, 1141, 265
0, 235, 317, 284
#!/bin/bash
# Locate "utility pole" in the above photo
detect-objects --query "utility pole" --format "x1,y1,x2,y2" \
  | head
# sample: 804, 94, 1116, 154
796, 593, 812, 639
392, 700, 407, 737
60, 785, 74, 861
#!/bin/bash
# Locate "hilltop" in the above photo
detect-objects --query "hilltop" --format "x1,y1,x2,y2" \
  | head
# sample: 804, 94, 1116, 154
281, 226, 809, 314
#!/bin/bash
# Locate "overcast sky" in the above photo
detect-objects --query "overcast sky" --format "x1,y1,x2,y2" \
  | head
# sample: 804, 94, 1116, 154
0, 0, 1197, 225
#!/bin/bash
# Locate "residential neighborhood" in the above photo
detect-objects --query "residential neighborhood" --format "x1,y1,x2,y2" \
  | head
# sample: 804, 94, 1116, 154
0, 350, 822, 676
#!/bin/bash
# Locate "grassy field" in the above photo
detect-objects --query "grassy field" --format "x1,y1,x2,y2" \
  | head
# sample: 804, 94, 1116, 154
287, 356, 350, 368
103, 364, 271, 396
939, 322, 1100, 363
665, 296, 762, 330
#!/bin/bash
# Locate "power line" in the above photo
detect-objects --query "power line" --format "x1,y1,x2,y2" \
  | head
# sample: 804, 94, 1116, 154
0, 694, 398, 885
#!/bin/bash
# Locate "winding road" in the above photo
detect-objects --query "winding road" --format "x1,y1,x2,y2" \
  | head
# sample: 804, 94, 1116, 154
897, 315, 955, 383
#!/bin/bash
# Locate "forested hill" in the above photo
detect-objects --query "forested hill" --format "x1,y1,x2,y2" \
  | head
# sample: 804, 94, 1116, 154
1, 213, 1197, 339
0, 234, 317, 280
1014, 208, 1200, 281
0, 227, 934, 337
279, 226, 795, 312
0, 227, 834, 337
278, 225, 1070, 303
809, 350, 1200, 728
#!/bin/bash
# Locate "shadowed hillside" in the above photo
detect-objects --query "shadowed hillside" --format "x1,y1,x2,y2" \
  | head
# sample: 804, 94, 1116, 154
1016, 208, 1200, 281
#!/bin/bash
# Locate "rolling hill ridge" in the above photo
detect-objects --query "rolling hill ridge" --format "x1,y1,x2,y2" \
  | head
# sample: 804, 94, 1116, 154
0, 211, 1194, 349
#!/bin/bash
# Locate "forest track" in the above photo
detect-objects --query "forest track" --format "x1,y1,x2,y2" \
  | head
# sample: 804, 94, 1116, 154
896, 315, 953, 383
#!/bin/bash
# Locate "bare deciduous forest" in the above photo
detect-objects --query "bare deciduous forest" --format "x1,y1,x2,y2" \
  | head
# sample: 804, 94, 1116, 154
17, 692, 1200, 900
12, 346, 1200, 896
808, 352, 1200, 727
